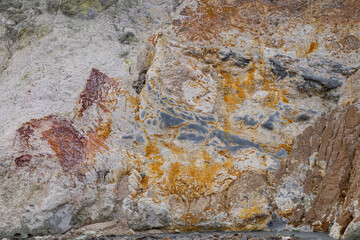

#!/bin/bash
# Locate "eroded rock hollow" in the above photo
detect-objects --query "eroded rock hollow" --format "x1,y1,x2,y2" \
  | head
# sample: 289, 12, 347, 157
0, 0, 360, 239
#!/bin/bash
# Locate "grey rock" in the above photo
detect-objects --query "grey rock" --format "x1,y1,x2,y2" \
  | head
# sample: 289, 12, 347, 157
237, 115, 258, 126
342, 221, 360, 240
159, 112, 185, 129
261, 111, 280, 131
118, 32, 137, 44
300, 69, 342, 90
133, 68, 147, 94
296, 113, 310, 122
46, 0, 60, 14
124, 198, 169, 231
218, 51, 251, 67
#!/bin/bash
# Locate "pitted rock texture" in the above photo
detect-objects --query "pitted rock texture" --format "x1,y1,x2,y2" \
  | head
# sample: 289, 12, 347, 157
0, 0, 360, 239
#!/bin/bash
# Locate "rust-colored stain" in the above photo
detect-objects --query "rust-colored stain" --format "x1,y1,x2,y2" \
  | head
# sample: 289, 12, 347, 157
78, 68, 120, 117
174, 0, 360, 42
238, 204, 263, 219
145, 139, 166, 186
159, 159, 222, 202
216, 60, 289, 133
86, 118, 112, 154
151, 33, 161, 46
297, 42, 319, 58
16, 115, 86, 171
305, 42, 318, 55
15, 69, 121, 172
42, 116, 86, 171
17, 125, 34, 147
15, 154, 32, 167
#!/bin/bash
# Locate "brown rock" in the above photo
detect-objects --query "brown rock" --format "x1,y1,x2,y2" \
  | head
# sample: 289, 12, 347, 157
283, 105, 360, 236
340, 35, 360, 51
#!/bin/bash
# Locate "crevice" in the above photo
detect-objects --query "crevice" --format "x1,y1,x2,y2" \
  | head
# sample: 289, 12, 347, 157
132, 68, 148, 94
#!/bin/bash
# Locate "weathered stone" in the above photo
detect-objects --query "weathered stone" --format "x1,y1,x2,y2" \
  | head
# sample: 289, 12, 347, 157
124, 198, 169, 231
1, 0, 360, 239
118, 32, 137, 45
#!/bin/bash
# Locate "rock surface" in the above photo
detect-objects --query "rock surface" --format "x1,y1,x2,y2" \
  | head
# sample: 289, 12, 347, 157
0, 0, 359, 239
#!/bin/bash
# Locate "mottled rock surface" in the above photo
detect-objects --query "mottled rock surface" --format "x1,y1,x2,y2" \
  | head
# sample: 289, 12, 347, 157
0, 0, 359, 239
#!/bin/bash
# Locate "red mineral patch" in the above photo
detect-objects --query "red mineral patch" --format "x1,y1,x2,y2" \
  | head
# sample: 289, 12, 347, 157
15, 154, 32, 167
78, 68, 117, 117
42, 116, 86, 171
17, 125, 34, 147
16, 115, 86, 172
15, 69, 119, 172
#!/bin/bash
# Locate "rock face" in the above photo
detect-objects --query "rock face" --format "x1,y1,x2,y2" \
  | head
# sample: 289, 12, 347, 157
0, 0, 359, 239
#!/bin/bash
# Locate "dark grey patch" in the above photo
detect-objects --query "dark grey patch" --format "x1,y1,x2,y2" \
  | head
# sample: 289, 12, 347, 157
154, 91, 160, 97
147, 83, 152, 91
140, 110, 146, 119
282, 104, 291, 110
135, 135, 145, 144
133, 68, 148, 94
122, 135, 134, 139
270, 59, 288, 80
118, 32, 137, 44
296, 113, 310, 122
46, 0, 59, 14
275, 148, 288, 158
308, 109, 317, 115
178, 133, 205, 143
218, 51, 234, 61
199, 115, 216, 122
119, 51, 130, 58
87, 9, 97, 19
29, 204, 35, 207
297, 80, 323, 94
152, 119, 157, 126
261, 121, 274, 130
163, 98, 175, 104
199, 120, 208, 126
267, 214, 288, 231
324, 93, 341, 102
261, 112, 280, 131
237, 115, 258, 126
300, 68, 342, 90
269, 55, 298, 80
218, 51, 251, 68
313, 59, 360, 77
180, 112, 194, 121
166, 108, 177, 115
159, 112, 185, 129
210, 129, 259, 153
146, 120, 151, 125
233, 55, 252, 68
181, 123, 208, 134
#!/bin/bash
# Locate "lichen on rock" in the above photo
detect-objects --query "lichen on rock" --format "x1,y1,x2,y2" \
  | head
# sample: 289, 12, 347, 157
60, 0, 116, 19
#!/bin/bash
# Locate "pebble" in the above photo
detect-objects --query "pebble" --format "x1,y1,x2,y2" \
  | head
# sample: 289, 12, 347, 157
213, 233, 220, 237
